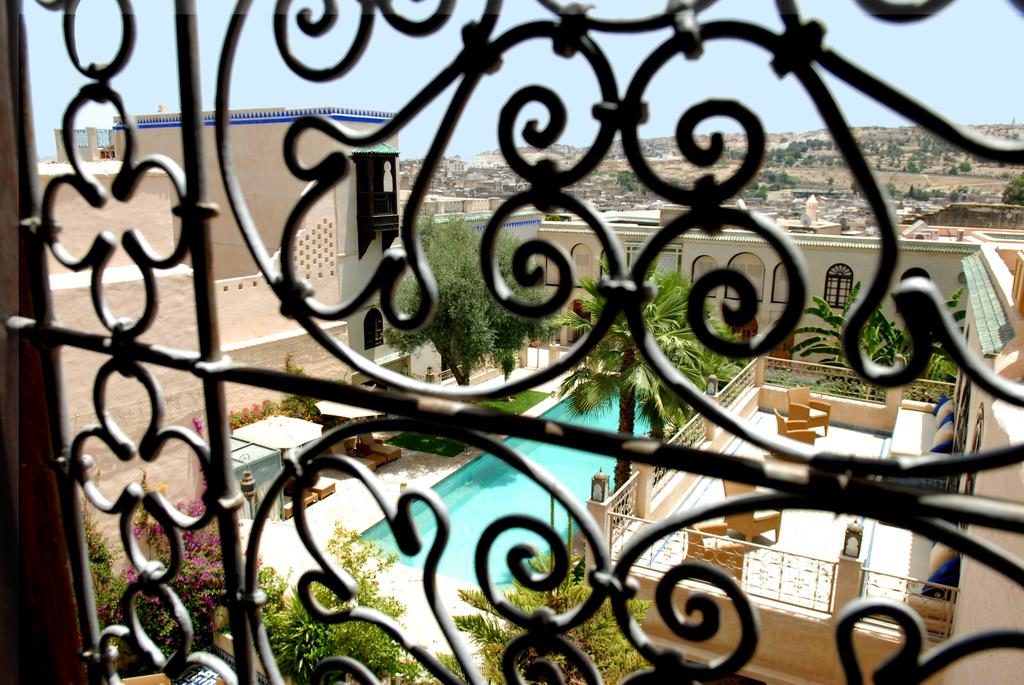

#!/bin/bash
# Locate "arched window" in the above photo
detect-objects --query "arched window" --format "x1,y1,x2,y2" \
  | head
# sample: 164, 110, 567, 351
692, 255, 716, 283
571, 243, 594, 282
545, 255, 560, 286
824, 263, 854, 308
726, 252, 765, 301
771, 263, 789, 303
364, 308, 384, 349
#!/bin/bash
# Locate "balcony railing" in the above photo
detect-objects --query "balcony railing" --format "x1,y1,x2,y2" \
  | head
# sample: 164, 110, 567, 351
654, 413, 707, 495
862, 568, 959, 640
903, 378, 956, 403
716, 359, 757, 410
608, 513, 838, 614
764, 357, 888, 404
607, 473, 640, 549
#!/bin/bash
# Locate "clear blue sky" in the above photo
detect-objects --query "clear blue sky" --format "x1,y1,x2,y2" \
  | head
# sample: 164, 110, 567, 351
23, 0, 1024, 160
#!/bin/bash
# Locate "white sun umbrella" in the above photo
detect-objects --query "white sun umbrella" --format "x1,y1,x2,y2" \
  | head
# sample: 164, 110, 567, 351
232, 415, 324, 450
314, 400, 384, 420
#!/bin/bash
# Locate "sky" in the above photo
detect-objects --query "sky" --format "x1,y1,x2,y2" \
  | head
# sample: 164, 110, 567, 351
22, 0, 1024, 161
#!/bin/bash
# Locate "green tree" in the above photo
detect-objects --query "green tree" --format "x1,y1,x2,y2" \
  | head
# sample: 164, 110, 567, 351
791, 282, 964, 382
278, 354, 321, 422
743, 182, 768, 200
958, 160, 973, 173
448, 553, 651, 685
948, 185, 969, 203
556, 269, 735, 490
1003, 175, 1024, 205
83, 508, 141, 674
386, 216, 550, 385
615, 170, 640, 192
264, 526, 424, 684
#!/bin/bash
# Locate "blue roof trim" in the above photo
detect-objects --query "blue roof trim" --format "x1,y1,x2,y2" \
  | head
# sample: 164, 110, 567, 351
112, 107, 393, 130
472, 218, 541, 231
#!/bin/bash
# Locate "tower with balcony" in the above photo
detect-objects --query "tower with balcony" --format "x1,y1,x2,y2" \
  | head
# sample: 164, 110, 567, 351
352, 143, 400, 257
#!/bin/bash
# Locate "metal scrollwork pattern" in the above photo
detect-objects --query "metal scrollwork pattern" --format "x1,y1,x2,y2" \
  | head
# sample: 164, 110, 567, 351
13, 0, 1024, 683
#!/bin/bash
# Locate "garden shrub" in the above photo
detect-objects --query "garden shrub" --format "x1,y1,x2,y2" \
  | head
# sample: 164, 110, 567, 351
447, 553, 652, 685
125, 497, 225, 657
263, 524, 426, 684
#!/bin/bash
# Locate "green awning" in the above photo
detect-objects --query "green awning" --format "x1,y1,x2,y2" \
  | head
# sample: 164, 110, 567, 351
352, 142, 399, 155
962, 252, 1015, 356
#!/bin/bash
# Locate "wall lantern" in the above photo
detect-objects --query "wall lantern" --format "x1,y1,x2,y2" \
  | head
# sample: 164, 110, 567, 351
591, 469, 610, 503
844, 520, 864, 558
240, 470, 256, 518
706, 374, 719, 396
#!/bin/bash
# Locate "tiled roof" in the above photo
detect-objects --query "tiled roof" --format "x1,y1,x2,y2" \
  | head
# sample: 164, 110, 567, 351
962, 252, 1015, 356
352, 142, 399, 155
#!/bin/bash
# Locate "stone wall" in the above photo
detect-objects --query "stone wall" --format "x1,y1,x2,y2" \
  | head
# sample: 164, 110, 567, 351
916, 202, 1024, 229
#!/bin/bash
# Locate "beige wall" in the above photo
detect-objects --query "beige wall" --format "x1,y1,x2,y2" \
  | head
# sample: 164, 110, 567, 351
539, 222, 975, 355
53, 268, 207, 513
51, 263, 353, 541
39, 167, 176, 273
114, 107, 398, 282
117, 106, 403, 364
41, 132, 374, 543
942, 246, 1024, 684
634, 569, 941, 685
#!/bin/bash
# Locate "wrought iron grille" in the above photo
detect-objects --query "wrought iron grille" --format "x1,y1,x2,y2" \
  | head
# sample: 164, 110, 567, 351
12, 1, 1024, 684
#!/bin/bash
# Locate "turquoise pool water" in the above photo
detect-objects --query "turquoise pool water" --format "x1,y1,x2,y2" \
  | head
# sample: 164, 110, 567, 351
362, 399, 645, 586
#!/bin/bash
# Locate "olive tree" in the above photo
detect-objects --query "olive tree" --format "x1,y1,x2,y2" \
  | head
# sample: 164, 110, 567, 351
386, 216, 550, 385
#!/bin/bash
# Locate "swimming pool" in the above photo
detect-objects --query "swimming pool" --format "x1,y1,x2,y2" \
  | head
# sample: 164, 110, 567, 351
362, 398, 646, 586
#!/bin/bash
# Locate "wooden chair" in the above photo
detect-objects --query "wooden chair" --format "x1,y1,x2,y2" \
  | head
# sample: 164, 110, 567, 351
722, 480, 783, 541
787, 387, 831, 436
773, 409, 820, 447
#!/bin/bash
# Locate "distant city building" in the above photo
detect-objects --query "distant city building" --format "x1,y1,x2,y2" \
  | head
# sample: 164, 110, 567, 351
53, 126, 115, 163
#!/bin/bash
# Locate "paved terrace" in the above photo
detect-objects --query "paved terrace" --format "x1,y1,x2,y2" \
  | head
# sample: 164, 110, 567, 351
688, 411, 919, 577
588, 360, 959, 683
607, 413, 923, 613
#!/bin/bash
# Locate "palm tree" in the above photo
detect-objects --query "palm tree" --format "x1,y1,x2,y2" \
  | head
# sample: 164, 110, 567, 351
445, 552, 651, 684
791, 282, 963, 382
556, 269, 734, 491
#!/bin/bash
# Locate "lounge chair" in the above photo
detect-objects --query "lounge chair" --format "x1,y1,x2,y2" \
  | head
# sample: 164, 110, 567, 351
311, 477, 336, 499
787, 387, 831, 436
722, 480, 783, 541
357, 433, 402, 464
324, 436, 380, 472
773, 409, 819, 446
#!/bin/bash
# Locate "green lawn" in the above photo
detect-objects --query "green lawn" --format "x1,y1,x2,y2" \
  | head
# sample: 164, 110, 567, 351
477, 390, 550, 415
385, 391, 548, 457
386, 432, 465, 457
